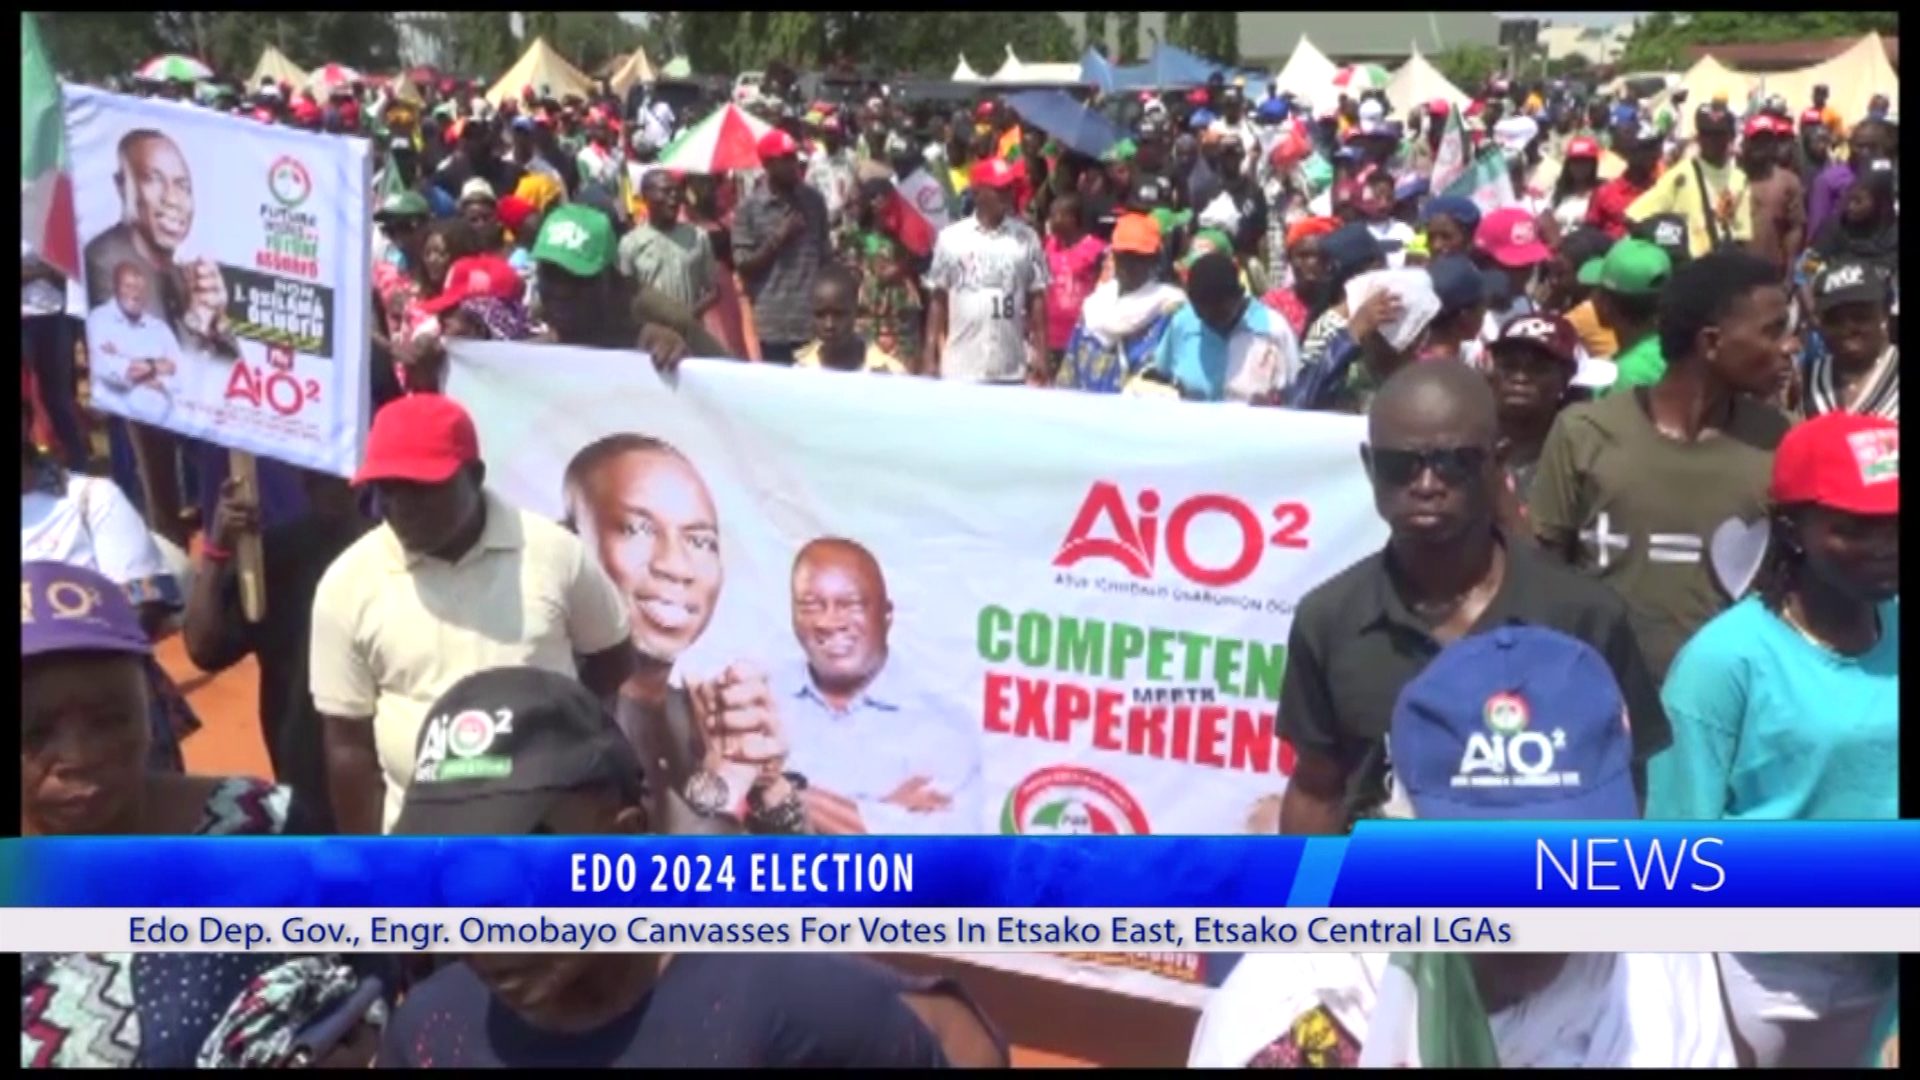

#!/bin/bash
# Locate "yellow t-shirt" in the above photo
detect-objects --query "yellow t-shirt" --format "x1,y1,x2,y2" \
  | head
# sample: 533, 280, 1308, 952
794, 340, 908, 373
1625, 153, 1752, 258
1565, 299, 1619, 360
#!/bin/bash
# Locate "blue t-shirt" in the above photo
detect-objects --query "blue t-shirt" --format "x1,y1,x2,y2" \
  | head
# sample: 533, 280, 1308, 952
377, 953, 965, 1068
1648, 595, 1899, 822
1150, 298, 1292, 403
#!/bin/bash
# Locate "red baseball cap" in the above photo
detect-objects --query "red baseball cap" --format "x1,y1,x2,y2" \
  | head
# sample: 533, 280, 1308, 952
1566, 135, 1600, 160
1769, 413, 1899, 515
970, 156, 1020, 189
1474, 207, 1552, 268
352, 394, 481, 488
974, 100, 996, 119
1743, 114, 1783, 139
756, 128, 800, 160
1491, 312, 1579, 367
417, 254, 523, 316
1187, 88, 1209, 106
1427, 99, 1452, 117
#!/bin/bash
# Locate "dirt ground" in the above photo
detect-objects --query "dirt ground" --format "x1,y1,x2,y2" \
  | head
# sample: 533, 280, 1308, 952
160, 637, 1198, 1067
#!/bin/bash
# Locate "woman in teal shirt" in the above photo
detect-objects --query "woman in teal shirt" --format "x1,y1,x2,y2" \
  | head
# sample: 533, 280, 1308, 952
1650, 413, 1899, 1068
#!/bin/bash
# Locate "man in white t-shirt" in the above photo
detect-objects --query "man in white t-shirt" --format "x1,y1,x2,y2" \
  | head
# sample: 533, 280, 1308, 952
84, 262, 185, 420
923, 158, 1050, 383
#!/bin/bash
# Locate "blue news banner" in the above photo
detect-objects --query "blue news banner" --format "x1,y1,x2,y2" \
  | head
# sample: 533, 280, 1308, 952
4, 823, 1916, 956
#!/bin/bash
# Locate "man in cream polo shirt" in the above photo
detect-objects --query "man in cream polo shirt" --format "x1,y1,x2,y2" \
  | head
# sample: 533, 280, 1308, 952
310, 394, 634, 834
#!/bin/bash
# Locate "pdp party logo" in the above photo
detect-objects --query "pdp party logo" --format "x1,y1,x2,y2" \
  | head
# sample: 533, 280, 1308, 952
1000, 765, 1151, 835
267, 155, 313, 208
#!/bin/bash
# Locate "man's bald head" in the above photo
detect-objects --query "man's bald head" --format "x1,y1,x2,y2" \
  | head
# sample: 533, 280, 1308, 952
1363, 361, 1502, 548
1367, 360, 1499, 450
792, 537, 893, 697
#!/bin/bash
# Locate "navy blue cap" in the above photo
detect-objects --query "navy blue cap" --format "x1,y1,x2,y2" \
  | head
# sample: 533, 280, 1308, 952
1321, 224, 1386, 280
1394, 175, 1430, 203
1255, 97, 1288, 123
1420, 194, 1482, 232
1388, 627, 1639, 821
1426, 254, 1486, 314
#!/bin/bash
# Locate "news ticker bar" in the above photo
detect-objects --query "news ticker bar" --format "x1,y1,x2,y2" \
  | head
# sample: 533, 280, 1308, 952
2, 908, 1916, 955
5, 823, 1916, 908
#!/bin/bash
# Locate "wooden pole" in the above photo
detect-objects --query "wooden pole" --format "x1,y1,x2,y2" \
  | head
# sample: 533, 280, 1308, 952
228, 449, 268, 623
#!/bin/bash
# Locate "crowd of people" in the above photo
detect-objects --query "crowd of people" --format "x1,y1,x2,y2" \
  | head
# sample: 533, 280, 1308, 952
19, 48, 1900, 1070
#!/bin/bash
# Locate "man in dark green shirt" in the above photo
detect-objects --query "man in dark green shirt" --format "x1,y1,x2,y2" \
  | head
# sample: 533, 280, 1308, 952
1530, 251, 1794, 681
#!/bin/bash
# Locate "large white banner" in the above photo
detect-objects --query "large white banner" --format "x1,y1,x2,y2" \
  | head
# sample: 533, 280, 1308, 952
63, 85, 371, 476
449, 343, 1389, 1002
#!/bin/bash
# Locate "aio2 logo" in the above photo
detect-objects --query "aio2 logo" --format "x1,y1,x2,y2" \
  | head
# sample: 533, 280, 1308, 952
1053, 481, 1311, 588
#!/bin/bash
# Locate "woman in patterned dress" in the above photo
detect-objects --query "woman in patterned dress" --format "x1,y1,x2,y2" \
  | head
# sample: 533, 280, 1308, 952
20, 561, 385, 1068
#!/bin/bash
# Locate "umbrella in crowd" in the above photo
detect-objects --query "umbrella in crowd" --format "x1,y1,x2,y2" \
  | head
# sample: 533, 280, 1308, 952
1333, 63, 1392, 94
1003, 89, 1122, 159
135, 54, 214, 83
308, 62, 361, 96
657, 103, 774, 174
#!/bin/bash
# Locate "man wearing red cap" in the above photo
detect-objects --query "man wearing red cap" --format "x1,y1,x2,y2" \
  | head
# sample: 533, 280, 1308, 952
924, 156, 1051, 383
1740, 114, 1805, 276
733, 128, 829, 364
309, 394, 636, 835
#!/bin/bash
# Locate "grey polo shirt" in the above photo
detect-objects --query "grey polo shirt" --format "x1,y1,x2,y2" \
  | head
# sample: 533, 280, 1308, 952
1278, 535, 1672, 826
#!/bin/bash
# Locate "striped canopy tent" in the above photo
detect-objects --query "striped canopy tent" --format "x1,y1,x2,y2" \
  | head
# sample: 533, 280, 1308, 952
307, 62, 361, 97
135, 54, 214, 83
607, 48, 656, 96
249, 46, 306, 91
486, 37, 593, 106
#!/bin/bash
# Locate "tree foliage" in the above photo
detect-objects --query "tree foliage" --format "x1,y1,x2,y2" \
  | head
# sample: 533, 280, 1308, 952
1084, 12, 1108, 56
1183, 13, 1239, 65
1115, 13, 1141, 64
37, 12, 401, 82
431, 13, 517, 80
1620, 12, 1899, 71
1433, 44, 1502, 94
671, 11, 1074, 77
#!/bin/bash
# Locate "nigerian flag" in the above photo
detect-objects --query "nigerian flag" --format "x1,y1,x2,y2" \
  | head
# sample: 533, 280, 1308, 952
1356, 954, 1501, 1067
1441, 147, 1518, 213
21, 13, 77, 276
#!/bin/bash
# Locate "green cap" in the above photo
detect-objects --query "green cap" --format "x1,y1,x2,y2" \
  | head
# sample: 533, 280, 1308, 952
375, 191, 430, 220
532, 205, 616, 277
1150, 207, 1192, 235
1182, 227, 1236, 268
1577, 239, 1670, 297
1102, 137, 1137, 163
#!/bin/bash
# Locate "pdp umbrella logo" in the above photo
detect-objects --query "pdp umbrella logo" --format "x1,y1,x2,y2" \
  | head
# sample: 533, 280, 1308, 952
1000, 765, 1150, 835
448, 709, 505, 757
1483, 692, 1530, 735
267, 155, 312, 208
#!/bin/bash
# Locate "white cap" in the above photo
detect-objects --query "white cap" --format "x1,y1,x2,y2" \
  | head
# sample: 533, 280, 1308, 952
1358, 99, 1385, 124
1493, 115, 1540, 155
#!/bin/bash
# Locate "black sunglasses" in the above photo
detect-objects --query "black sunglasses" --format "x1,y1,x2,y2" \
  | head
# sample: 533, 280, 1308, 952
1365, 445, 1489, 488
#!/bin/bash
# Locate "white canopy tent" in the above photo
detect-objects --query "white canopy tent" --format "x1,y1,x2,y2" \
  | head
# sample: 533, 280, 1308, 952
1759, 33, 1897, 127
989, 45, 1081, 85
1272, 35, 1338, 101
953, 55, 983, 82
1386, 44, 1469, 113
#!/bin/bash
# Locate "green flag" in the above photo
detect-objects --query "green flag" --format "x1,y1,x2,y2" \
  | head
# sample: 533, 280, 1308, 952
1361, 953, 1501, 1067
21, 12, 78, 276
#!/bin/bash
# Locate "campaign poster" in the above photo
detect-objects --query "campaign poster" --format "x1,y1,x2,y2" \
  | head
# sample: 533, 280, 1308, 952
449, 343, 1388, 1005
63, 85, 370, 477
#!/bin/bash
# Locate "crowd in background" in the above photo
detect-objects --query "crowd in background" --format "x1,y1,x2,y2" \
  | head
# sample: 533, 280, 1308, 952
20, 49, 1900, 1070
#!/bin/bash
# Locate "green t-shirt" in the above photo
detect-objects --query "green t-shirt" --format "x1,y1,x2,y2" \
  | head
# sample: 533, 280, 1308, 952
1527, 388, 1791, 681
1604, 334, 1666, 395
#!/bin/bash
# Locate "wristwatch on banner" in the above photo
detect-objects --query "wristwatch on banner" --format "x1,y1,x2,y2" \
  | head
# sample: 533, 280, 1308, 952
682, 768, 735, 818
